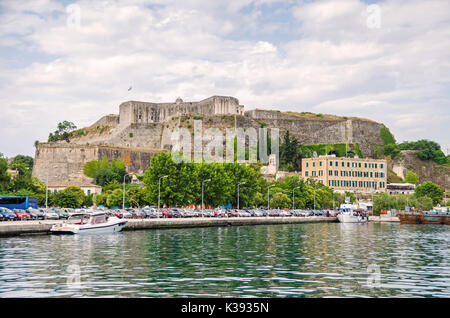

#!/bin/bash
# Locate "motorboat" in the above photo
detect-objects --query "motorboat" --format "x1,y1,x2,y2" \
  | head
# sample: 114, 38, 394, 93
337, 204, 368, 223
50, 212, 127, 234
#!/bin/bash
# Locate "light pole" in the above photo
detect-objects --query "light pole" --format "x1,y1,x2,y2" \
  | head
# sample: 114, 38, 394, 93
268, 184, 275, 209
202, 179, 211, 214
122, 174, 130, 209
237, 182, 246, 210
45, 165, 58, 209
312, 180, 317, 211
292, 186, 301, 210
332, 190, 335, 210
158, 175, 168, 217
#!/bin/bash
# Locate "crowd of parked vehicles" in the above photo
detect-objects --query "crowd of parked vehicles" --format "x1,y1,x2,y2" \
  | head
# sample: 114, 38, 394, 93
0, 206, 337, 221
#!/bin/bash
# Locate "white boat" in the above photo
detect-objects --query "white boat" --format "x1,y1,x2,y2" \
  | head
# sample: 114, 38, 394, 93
50, 212, 127, 234
337, 204, 368, 223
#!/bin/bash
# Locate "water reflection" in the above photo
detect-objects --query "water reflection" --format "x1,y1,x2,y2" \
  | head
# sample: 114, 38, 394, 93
0, 223, 448, 297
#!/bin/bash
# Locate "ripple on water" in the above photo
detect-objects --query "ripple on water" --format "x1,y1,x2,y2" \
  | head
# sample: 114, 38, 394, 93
0, 223, 449, 297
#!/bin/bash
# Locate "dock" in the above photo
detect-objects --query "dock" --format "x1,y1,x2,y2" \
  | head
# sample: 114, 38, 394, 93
369, 215, 400, 223
0, 216, 338, 237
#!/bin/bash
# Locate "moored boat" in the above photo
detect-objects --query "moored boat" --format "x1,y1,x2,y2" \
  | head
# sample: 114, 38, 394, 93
50, 212, 127, 234
398, 210, 450, 225
337, 204, 368, 223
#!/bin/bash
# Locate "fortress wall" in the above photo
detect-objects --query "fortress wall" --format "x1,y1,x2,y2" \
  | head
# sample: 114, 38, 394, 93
350, 120, 385, 157
33, 143, 162, 187
32, 143, 99, 187
389, 150, 450, 191
118, 96, 242, 128
90, 114, 120, 128
97, 146, 161, 175
107, 123, 164, 149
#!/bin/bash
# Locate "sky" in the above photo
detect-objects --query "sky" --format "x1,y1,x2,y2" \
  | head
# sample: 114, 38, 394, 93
0, 0, 449, 158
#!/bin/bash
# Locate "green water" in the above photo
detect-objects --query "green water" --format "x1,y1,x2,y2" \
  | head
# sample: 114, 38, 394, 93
0, 223, 448, 297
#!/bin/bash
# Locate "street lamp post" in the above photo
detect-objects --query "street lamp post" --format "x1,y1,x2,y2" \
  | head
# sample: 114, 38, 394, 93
268, 185, 275, 209
45, 165, 58, 209
122, 174, 129, 210
202, 179, 211, 214
292, 186, 301, 210
332, 191, 335, 210
158, 175, 168, 217
237, 182, 246, 210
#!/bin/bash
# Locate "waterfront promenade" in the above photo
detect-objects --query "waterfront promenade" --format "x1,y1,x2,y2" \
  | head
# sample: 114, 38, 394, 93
0, 216, 337, 237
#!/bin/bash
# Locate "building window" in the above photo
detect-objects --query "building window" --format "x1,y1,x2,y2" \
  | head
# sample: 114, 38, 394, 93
305, 171, 309, 177
330, 161, 333, 166
306, 163, 309, 168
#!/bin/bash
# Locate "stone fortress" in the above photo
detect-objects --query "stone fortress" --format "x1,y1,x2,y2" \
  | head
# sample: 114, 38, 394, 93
32, 95, 388, 194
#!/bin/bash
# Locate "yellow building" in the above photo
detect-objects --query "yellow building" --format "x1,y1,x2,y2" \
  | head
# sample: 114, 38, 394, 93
301, 155, 387, 193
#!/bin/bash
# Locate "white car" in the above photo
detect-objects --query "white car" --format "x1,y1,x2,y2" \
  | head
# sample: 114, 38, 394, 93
122, 210, 133, 219
44, 211, 59, 220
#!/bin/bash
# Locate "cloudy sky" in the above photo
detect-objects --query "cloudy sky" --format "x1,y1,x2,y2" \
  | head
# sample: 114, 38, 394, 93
0, 0, 449, 158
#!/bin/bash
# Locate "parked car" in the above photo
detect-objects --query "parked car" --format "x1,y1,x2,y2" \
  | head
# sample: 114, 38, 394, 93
56, 209, 70, 219
30, 209, 46, 220
132, 210, 146, 219
25, 209, 39, 220
121, 210, 133, 219
0, 208, 17, 221
112, 211, 123, 219
227, 210, 239, 217
14, 209, 31, 221
162, 209, 173, 218
44, 210, 59, 220
278, 210, 291, 217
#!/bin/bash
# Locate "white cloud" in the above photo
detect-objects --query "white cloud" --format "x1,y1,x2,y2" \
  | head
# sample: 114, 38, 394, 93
0, 0, 449, 157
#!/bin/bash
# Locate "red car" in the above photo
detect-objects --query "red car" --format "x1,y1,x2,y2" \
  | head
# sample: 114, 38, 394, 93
14, 210, 31, 221
113, 211, 123, 219
162, 209, 174, 218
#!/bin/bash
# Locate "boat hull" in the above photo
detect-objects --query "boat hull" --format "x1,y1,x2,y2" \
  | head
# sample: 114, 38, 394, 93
337, 214, 368, 223
398, 212, 449, 225
50, 221, 127, 235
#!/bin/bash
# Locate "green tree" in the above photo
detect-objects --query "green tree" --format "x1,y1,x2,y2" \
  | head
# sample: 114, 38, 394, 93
270, 192, 291, 209
126, 187, 146, 208
404, 171, 419, 185
0, 154, 11, 190
48, 121, 77, 142
53, 191, 81, 208
279, 131, 302, 171
62, 186, 86, 207
107, 189, 123, 208
415, 181, 443, 205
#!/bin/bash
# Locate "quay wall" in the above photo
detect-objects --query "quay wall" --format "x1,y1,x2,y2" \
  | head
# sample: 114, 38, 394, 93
0, 217, 337, 237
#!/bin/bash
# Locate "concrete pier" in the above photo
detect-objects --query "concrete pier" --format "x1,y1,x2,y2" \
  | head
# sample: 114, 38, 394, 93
369, 216, 400, 223
0, 216, 337, 237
